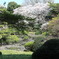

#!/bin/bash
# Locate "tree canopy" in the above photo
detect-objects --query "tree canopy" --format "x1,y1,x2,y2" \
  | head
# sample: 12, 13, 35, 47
7, 1, 20, 13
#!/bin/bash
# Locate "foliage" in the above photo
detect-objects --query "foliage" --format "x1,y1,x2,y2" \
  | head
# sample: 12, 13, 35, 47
24, 41, 34, 51
23, 36, 29, 40
0, 35, 2, 39
50, 3, 59, 14
42, 32, 49, 36
45, 3, 59, 21
0, 8, 7, 12
0, 26, 19, 44
47, 15, 59, 36
6, 35, 19, 44
33, 35, 46, 51
0, 9, 35, 34
0, 7, 7, 20
24, 31, 29, 34
0, 24, 9, 44
7, 1, 20, 13
48, 3, 59, 19
0, 10, 22, 24
35, 30, 42, 35
0, 24, 18, 36
28, 32, 35, 34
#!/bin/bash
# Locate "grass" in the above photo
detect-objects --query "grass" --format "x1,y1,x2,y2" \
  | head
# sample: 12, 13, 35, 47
0, 50, 33, 59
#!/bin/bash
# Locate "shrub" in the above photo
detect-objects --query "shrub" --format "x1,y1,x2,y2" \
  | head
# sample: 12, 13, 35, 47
0, 35, 7, 44
0, 35, 2, 39
35, 31, 42, 35
42, 32, 49, 36
0, 35, 2, 44
6, 35, 19, 44
32, 39, 59, 59
24, 41, 34, 51
23, 36, 29, 40
47, 15, 59, 37
33, 35, 46, 51
29, 32, 35, 35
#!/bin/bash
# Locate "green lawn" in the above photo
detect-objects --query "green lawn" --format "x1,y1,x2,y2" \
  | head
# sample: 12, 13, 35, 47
0, 50, 33, 59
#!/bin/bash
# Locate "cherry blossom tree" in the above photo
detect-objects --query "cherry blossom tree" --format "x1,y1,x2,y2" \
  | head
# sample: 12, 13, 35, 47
13, 3, 50, 24
24, 0, 54, 5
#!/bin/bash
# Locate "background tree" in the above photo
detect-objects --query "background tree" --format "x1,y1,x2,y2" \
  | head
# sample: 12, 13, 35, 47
7, 1, 20, 13
14, 3, 50, 24
47, 15, 59, 37
49, 3, 59, 17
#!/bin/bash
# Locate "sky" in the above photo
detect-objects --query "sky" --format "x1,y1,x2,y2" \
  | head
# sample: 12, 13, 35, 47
55, 0, 59, 3
0, 0, 24, 7
0, 0, 59, 7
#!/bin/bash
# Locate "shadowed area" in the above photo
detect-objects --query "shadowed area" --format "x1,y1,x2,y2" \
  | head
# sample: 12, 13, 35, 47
0, 54, 32, 59
32, 39, 59, 59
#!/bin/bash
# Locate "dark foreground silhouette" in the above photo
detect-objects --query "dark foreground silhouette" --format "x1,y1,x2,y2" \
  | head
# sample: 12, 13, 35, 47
32, 39, 59, 59
0, 52, 2, 55
0, 54, 31, 59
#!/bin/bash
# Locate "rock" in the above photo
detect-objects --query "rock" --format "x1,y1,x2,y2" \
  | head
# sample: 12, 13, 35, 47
32, 39, 59, 59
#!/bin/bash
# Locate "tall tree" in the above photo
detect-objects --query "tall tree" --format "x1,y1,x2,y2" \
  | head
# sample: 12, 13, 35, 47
7, 1, 20, 13
14, 3, 50, 24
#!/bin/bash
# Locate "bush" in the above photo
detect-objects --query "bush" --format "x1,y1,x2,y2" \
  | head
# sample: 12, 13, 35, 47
33, 35, 46, 51
24, 41, 34, 51
23, 36, 29, 40
35, 31, 42, 35
42, 32, 49, 36
6, 35, 19, 44
47, 15, 59, 37
0, 35, 7, 44
32, 39, 59, 59
0, 35, 2, 44
0, 35, 2, 39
